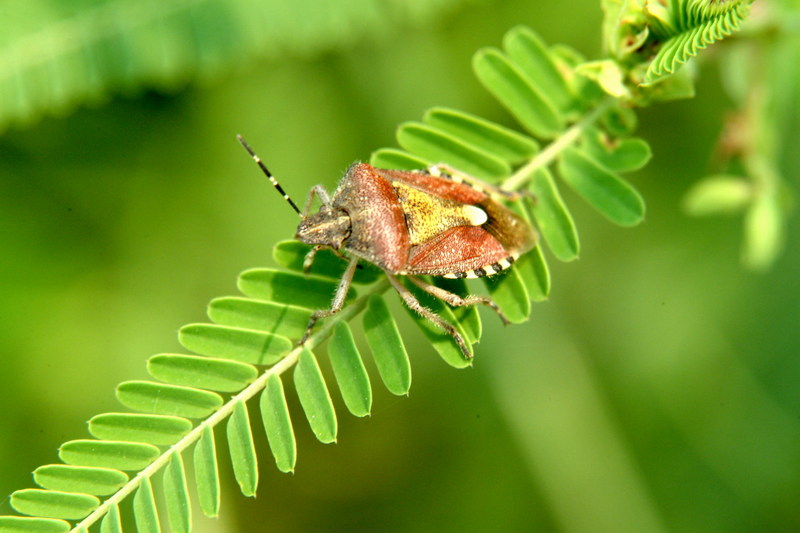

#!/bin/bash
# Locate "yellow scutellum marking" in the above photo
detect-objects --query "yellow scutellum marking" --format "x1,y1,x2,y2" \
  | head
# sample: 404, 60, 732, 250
393, 182, 488, 245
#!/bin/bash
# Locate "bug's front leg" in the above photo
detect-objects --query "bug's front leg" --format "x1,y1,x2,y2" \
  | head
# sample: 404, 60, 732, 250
300, 256, 359, 345
302, 185, 334, 217
385, 273, 472, 359
302, 245, 362, 274
303, 245, 323, 272
407, 276, 511, 326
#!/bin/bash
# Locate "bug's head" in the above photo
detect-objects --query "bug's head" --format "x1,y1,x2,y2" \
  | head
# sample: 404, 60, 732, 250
296, 206, 351, 250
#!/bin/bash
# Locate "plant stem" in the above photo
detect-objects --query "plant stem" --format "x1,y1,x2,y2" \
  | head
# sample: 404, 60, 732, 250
502, 99, 613, 191
71, 277, 391, 532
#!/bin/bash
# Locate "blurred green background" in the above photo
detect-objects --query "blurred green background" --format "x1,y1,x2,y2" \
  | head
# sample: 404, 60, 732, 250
1, 1, 799, 532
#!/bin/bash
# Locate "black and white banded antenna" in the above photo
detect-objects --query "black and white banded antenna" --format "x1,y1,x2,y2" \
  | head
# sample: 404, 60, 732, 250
237, 134, 302, 216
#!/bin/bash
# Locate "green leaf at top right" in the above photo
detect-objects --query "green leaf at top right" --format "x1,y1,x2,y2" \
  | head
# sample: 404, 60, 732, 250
557, 146, 645, 227
581, 127, 652, 173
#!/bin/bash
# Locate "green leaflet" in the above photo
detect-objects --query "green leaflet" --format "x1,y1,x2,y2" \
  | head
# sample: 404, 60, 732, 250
33, 465, 128, 496
363, 295, 414, 392
473, 47, 564, 139
208, 297, 312, 341
88, 413, 192, 445
743, 192, 785, 271
423, 107, 539, 166
558, 146, 645, 227
227, 401, 258, 497
369, 148, 429, 170
260, 375, 297, 473
178, 324, 292, 365
294, 349, 338, 444
529, 167, 580, 261
133, 478, 159, 533
483, 268, 531, 324
10, 489, 99, 520
238, 268, 352, 311
396, 122, 511, 181
99, 503, 121, 533
516, 246, 551, 302
163, 454, 191, 533
147, 353, 258, 392
0, 517, 70, 533
601, 105, 638, 137
116, 381, 223, 419
683, 175, 752, 216
575, 60, 631, 99
272, 241, 382, 284
581, 127, 652, 172
59, 440, 160, 471
328, 322, 372, 417
503, 25, 573, 114
193, 426, 220, 518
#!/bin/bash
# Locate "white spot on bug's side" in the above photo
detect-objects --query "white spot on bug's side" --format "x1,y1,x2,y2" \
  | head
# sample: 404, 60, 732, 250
427, 166, 442, 177
462, 205, 488, 226
443, 255, 517, 279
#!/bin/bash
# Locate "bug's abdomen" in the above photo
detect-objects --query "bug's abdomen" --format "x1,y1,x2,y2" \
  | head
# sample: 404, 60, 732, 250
406, 197, 536, 278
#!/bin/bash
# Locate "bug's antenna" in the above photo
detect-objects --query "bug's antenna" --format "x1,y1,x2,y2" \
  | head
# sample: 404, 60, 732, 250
237, 134, 302, 216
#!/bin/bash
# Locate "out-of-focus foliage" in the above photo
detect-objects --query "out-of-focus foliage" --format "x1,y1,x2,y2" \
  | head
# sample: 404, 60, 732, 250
0, 0, 468, 133
1, 1, 799, 533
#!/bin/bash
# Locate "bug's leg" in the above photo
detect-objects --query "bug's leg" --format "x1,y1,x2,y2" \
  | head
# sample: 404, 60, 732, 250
425, 163, 536, 204
300, 256, 359, 345
302, 246, 361, 274
303, 245, 323, 273
385, 273, 472, 359
302, 185, 334, 216
407, 276, 511, 326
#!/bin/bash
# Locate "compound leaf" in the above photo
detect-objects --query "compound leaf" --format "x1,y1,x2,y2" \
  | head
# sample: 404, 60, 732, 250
645, 1, 752, 84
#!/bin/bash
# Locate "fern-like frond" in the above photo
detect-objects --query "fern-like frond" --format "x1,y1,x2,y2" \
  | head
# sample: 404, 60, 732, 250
0, 0, 468, 133
0, 25, 655, 533
643, 0, 753, 84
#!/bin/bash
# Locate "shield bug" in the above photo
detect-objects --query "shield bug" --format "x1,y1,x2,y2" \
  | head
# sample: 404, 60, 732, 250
237, 135, 537, 358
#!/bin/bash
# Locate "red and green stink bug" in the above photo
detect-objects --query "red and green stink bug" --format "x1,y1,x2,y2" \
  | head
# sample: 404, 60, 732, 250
238, 136, 537, 358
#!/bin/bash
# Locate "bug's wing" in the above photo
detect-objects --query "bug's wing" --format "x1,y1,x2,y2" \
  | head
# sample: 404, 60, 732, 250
407, 226, 511, 278
375, 168, 487, 205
